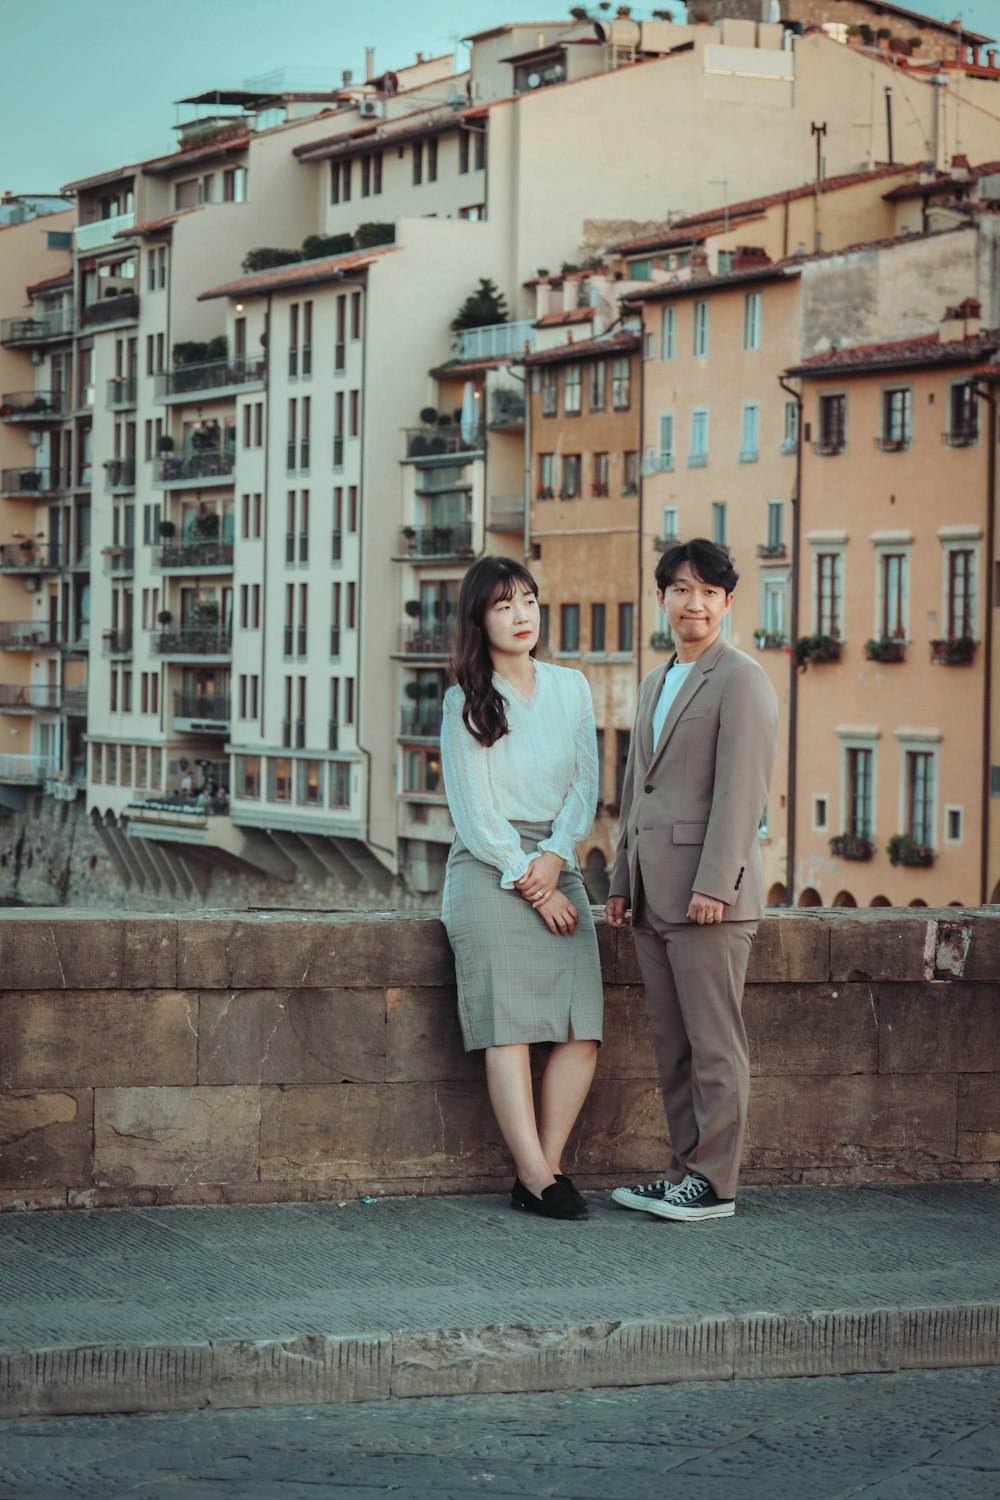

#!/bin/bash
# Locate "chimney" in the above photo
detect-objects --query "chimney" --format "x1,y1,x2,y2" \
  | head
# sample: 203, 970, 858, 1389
342, 69, 353, 87
940, 297, 982, 342
365, 47, 375, 82
950, 152, 971, 178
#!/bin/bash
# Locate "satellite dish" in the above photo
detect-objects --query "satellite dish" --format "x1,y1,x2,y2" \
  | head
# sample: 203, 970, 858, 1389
527, 72, 541, 88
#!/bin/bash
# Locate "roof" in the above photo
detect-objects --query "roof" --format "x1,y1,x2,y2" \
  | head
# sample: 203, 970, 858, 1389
521, 329, 641, 367
882, 160, 1000, 201
26, 272, 72, 297
533, 307, 594, 328
294, 106, 483, 165
199, 244, 398, 300
114, 208, 202, 240
61, 162, 141, 195
785, 328, 1000, 377
177, 89, 284, 107
625, 262, 795, 304
835, 0, 991, 46
142, 134, 251, 176
429, 355, 515, 378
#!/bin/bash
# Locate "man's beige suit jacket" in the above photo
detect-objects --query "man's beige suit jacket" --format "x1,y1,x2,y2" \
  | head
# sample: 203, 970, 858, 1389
609, 634, 779, 924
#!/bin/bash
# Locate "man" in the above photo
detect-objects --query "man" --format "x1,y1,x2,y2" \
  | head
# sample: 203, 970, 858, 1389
606, 538, 778, 1221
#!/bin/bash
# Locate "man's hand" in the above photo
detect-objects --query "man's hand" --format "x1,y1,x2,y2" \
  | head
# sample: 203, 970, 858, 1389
535, 890, 579, 935
688, 892, 726, 925
605, 896, 629, 929
515, 851, 564, 906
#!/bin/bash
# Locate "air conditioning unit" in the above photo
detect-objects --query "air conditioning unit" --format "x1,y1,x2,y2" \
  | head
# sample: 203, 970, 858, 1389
358, 98, 383, 119
23, 576, 38, 592
26, 431, 43, 447
29, 348, 44, 366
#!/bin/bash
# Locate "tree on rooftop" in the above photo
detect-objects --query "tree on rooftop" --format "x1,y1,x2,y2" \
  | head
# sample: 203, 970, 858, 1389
451, 278, 509, 331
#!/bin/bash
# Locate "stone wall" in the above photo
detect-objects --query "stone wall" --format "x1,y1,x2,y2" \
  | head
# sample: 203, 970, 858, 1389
1, 908, 997, 1211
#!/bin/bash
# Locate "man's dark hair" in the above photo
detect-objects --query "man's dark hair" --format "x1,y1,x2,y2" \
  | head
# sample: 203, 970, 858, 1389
655, 537, 739, 595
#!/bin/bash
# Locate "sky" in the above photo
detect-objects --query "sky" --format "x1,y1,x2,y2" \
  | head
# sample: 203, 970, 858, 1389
3, 0, 998, 197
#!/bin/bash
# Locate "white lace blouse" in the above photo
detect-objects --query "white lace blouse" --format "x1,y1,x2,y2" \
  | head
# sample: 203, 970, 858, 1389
440, 661, 599, 888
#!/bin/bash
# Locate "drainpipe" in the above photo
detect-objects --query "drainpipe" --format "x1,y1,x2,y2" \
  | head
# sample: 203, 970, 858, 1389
778, 374, 803, 908
523, 358, 532, 563
972, 377, 997, 905
637, 330, 645, 694
258, 294, 272, 745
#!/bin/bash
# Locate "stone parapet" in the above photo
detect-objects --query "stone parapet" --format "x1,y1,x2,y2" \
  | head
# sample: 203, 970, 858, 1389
1, 909, 997, 1211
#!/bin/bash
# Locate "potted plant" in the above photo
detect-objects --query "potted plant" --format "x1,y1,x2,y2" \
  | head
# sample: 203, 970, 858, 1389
930, 635, 975, 664
650, 631, 672, 650
156, 434, 175, 454
793, 634, 842, 670
158, 519, 176, 539
887, 833, 935, 867
865, 637, 905, 663
830, 833, 874, 861
404, 599, 421, 618
157, 609, 173, 625
754, 629, 785, 650
419, 407, 438, 425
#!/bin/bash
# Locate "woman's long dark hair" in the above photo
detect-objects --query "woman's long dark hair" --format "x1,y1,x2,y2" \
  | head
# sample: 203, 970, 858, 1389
451, 555, 540, 747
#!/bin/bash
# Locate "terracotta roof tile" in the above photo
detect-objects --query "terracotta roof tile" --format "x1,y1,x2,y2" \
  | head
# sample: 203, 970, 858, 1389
882, 160, 1000, 200
26, 272, 72, 296
199, 244, 398, 300
429, 355, 516, 377
521, 329, 640, 367
114, 208, 202, 239
785, 328, 1000, 376
533, 308, 594, 327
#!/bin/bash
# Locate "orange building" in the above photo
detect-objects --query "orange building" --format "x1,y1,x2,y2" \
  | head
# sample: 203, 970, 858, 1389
784, 303, 998, 907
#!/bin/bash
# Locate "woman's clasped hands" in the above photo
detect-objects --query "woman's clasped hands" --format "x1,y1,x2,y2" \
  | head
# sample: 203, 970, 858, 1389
514, 852, 578, 936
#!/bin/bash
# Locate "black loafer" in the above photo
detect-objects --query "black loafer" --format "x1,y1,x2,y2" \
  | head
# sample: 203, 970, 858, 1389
555, 1173, 587, 1213
511, 1176, 589, 1220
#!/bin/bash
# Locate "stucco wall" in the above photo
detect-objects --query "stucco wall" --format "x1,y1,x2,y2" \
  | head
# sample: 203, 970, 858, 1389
1, 907, 997, 1211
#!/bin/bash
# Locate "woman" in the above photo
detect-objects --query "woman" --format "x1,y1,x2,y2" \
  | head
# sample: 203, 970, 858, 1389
441, 555, 603, 1221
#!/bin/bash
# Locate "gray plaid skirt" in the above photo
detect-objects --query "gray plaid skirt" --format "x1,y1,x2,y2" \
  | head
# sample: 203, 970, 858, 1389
441, 820, 604, 1052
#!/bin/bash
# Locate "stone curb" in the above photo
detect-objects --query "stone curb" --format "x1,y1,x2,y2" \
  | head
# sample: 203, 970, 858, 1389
4, 1303, 998, 1418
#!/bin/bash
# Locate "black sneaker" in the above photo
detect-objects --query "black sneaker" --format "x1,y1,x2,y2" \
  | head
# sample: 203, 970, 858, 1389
646, 1173, 734, 1221
610, 1177, 676, 1215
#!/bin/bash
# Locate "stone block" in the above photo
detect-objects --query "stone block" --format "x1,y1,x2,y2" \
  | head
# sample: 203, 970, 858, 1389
199, 988, 386, 1085
957, 1074, 1000, 1161
0, 1089, 92, 1188
963, 916, 1000, 983
94, 1086, 260, 1187
745, 983, 877, 1076
0, 990, 197, 1090
0, 990, 198, 1088
748, 914, 829, 983
828, 913, 928, 982
877, 984, 1000, 1075
259, 1081, 506, 1182
209, 1334, 390, 1409
744, 1074, 957, 1170
564, 1078, 669, 1177
613, 928, 644, 985
596, 986, 656, 1079
0, 914, 123, 990
594, 916, 615, 983
385, 986, 480, 1083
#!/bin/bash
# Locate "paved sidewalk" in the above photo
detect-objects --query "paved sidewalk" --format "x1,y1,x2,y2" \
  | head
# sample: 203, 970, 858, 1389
1, 1181, 997, 1418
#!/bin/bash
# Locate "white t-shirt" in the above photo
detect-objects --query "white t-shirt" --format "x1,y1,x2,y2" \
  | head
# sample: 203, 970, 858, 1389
652, 660, 695, 747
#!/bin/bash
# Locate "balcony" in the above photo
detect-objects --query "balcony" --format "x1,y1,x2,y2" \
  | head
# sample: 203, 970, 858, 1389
757, 543, 787, 559
102, 628, 133, 656
0, 621, 59, 650
487, 494, 525, 531
0, 683, 61, 712
453, 320, 535, 361
0, 753, 58, 783
101, 546, 135, 575
400, 706, 444, 738
814, 439, 844, 457
74, 211, 136, 251
155, 357, 265, 403
396, 523, 474, 560
153, 451, 236, 488
0, 307, 74, 346
1, 391, 66, 422
107, 376, 138, 409
641, 453, 674, 475
1, 466, 64, 497
154, 540, 234, 573
875, 434, 911, 453
153, 628, 232, 658
80, 292, 139, 330
397, 624, 452, 658
63, 685, 88, 715
282, 717, 306, 750
104, 457, 136, 492
0, 543, 60, 572
943, 426, 979, 448
488, 390, 526, 429
403, 426, 484, 462
174, 692, 231, 732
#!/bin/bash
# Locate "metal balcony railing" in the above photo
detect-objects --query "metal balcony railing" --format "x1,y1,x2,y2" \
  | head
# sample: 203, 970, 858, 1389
106, 376, 138, 407
397, 522, 474, 558
174, 692, 231, 722
399, 624, 452, 656
0, 307, 74, 346
282, 717, 306, 749
63, 686, 88, 715
80, 293, 139, 328
489, 391, 526, 428
102, 629, 134, 655
1, 391, 66, 421
154, 541, 234, 571
153, 629, 232, 656
0, 753, 58, 782
0, 543, 60, 571
155, 356, 265, 399
74, 211, 135, 251
104, 457, 136, 490
154, 451, 236, 484
0, 683, 62, 710
400, 706, 444, 737
102, 546, 135, 573
0, 621, 59, 649
453, 320, 535, 361
1, 466, 63, 496
403, 427, 484, 460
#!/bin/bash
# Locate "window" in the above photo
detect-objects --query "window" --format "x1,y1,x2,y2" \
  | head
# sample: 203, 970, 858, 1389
427, 137, 438, 182
661, 304, 676, 361
373, 151, 382, 194
657, 412, 674, 471
611, 358, 630, 410
459, 132, 470, 174
412, 141, 423, 186
760, 573, 786, 640
623, 451, 638, 494
693, 299, 709, 357
538, 604, 550, 650
560, 603, 580, 653
222, 166, 247, 202
689, 407, 708, 466
815, 549, 843, 638
593, 452, 609, 496
560, 454, 581, 499
268, 757, 292, 803
537, 453, 554, 499
743, 291, 761, 351
589, 361, 606, 411
615, 729, 631, 805
877, 549, 908, 641
236, 755, 261, 798
405, 746, 443, 796
817, 393, 846, 455
298, 760, 323, 806
330, 761, 351, 807
591, 603, 606, 653
881, 386, 912, 450
765, 500, 784, 552
944, 805, 963, 844
618, 602, 634, 653
781, 400, 799, 454
846, 746, 874, 839
948, 381, 978, 445
905, 749, 935, 847
564, 364, 581, 415
712, 502, 727, 546
333, 391, 344, 468
740, 402, 760, 463
661, 506, 678, 542
942, 541, 977, 639
474, 130, 486, 171
812, 794, 829, 833
541, 367, 557, 417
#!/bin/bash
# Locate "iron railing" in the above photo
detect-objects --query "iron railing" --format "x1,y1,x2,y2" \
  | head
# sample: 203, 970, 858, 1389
154, 451, 236, 484
0, 391, 65, 420
155, 357, 265, 399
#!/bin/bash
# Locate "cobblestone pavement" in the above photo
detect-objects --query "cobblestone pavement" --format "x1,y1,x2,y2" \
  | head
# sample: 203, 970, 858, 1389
1, 1367, 998, 1499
